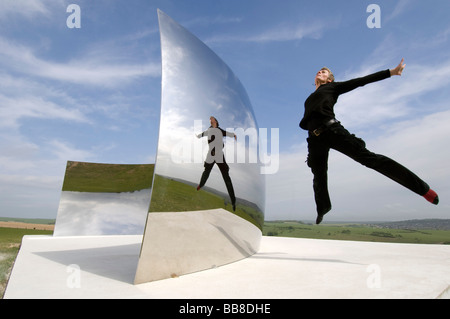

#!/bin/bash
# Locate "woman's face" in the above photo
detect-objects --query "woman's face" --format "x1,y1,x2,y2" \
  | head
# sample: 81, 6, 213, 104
315, 69, 332, 86
210, 117, 218, 128
314, 69, 332, 86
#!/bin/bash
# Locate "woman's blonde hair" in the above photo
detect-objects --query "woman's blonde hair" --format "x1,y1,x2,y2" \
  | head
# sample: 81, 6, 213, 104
321, 67, 335, 82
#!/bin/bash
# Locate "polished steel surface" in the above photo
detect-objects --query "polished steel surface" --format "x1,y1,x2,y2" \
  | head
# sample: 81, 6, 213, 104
150, 9, 264, 228
53, 161, 153, 236
135, 10, 265, 284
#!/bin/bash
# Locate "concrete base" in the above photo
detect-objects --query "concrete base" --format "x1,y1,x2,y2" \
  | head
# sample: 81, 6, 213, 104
5, 235, 450, 299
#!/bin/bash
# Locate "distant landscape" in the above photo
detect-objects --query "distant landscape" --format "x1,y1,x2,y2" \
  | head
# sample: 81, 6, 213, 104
263, 219, 450, 245
363, 219, 450, 231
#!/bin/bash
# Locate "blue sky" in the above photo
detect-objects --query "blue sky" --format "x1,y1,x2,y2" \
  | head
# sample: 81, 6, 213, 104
1, 0, 449, 222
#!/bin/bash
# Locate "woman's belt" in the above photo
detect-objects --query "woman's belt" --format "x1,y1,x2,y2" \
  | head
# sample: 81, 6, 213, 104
310, 119, 339, 136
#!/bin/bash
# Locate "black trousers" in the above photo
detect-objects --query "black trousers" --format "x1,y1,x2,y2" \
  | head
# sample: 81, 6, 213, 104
306, 123, 430, 215
199, 157, 236, 205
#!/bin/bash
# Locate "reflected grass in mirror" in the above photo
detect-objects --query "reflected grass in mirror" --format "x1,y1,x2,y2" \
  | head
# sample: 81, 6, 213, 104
61, 161, 154, 193
149, 174, 263, 230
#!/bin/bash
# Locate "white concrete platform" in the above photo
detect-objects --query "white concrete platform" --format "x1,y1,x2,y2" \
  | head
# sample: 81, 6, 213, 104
4, 235, 450, 299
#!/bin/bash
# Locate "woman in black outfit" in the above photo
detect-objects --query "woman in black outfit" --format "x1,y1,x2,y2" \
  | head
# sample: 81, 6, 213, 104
299, 59, 439, 224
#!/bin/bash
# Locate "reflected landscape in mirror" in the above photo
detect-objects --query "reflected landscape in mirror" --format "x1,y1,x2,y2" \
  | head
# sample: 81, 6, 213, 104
149, 10, 265, 230
53, 161, 153, 236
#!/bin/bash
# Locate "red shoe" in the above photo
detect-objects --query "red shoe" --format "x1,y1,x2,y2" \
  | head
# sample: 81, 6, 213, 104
423, 189, 439, 205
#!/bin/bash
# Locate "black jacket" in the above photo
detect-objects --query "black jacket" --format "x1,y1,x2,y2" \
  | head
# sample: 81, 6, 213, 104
299, 69, 391, 130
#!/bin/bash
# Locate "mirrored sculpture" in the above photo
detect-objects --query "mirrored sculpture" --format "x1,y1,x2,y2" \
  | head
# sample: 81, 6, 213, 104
53, 161, 153, 236
134, 10, 265, 284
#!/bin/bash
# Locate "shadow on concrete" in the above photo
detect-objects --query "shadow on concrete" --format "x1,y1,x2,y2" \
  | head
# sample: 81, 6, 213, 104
251, 252, 364, 265
34, 243, 141, 284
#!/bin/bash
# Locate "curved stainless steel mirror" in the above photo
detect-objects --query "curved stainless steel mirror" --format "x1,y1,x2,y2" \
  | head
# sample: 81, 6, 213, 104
134, 10, 265, 284
53, 161, 153, 236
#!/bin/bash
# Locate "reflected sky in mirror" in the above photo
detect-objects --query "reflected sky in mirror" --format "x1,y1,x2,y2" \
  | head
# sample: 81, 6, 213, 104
152, 10, 264, 226
54, 189, 150, 236
53, 161, 153, 236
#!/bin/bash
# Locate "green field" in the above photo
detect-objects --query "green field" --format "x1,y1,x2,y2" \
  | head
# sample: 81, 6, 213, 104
0, 227, 53, 299
263, 221, 450, 245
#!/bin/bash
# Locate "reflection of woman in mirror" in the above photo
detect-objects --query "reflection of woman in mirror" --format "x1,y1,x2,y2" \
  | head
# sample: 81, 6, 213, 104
196, 116, 237, 211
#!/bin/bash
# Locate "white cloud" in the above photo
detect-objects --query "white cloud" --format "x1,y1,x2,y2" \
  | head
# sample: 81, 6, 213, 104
334, 58, 450, 131
0, 36, 160, 88
206, 20, 333, 44
0, 0, 53, 19
0, 93, 89, 129
384, 0, 412, 24
0, 135, 97, 218
47, 140, 96, 162
184, 15, 243, 28
247, 21, 328, 42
